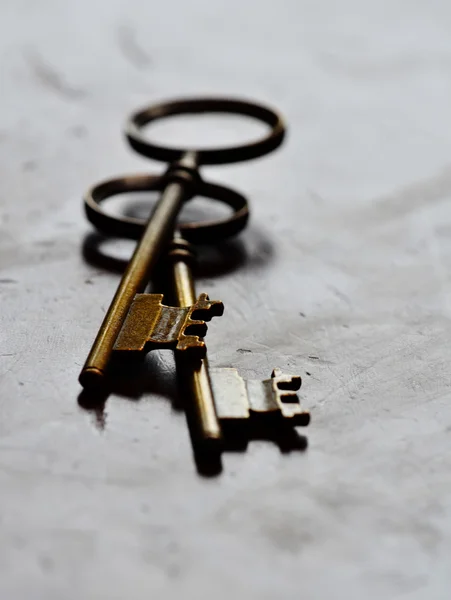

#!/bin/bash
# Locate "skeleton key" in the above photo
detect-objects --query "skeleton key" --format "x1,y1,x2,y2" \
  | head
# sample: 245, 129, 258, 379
164, 234, 310, 448
79, 97, 285, 389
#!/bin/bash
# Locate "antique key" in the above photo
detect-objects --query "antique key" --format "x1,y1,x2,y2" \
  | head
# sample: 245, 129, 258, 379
79, 98, 285, 389
165, 234, 310, 449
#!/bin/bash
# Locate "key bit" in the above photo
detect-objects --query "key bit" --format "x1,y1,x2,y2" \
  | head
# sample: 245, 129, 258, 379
210, 367, 310, 426
113, 292, 223, 360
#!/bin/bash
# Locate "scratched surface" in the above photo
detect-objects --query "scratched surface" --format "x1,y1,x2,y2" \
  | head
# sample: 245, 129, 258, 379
1, 1, 451, 598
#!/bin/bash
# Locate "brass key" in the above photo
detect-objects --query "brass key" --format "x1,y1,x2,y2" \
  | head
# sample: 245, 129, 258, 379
79, 97, 285, 389
166, 235, 310, 450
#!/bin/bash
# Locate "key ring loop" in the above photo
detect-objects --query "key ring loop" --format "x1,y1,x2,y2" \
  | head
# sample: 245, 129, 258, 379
125, 97, 286, 164
84, 174, 249, 244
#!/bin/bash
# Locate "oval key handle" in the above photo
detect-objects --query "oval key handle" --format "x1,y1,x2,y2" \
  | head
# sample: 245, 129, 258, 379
84, 174, 249, 244
125, 97, 286, 164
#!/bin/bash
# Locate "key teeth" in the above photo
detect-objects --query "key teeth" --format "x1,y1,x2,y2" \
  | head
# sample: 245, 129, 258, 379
271, 367, 302, 391
177, 319, 207, 355
279, 391, 301, 404
191, 293, 224, 321
176, 293, 223, 358
269, 367, 310, 425
176, 337, 207, 360
184, 319, 208, 337
209, 301, 225, 318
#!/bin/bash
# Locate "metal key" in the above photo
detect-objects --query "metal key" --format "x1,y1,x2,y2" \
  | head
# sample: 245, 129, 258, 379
165, 235, 310, 449
79, 97, 285, 389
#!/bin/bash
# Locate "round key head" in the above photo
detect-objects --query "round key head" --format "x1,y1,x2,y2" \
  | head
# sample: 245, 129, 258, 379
125, 97, 286, 165
84, 173, 249, 244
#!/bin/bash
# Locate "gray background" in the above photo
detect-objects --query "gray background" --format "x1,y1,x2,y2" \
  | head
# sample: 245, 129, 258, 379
1, 1, 451, 598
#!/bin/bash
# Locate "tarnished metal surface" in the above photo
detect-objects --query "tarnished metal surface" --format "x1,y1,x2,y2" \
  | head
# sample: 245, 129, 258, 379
114, 292, 223, 357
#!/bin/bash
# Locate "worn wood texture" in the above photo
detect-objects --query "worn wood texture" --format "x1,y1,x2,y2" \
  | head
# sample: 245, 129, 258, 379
1, 1, 451, 598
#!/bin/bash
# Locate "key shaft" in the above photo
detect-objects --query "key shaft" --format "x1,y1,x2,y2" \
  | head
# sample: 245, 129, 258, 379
168, 237, 223, 447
